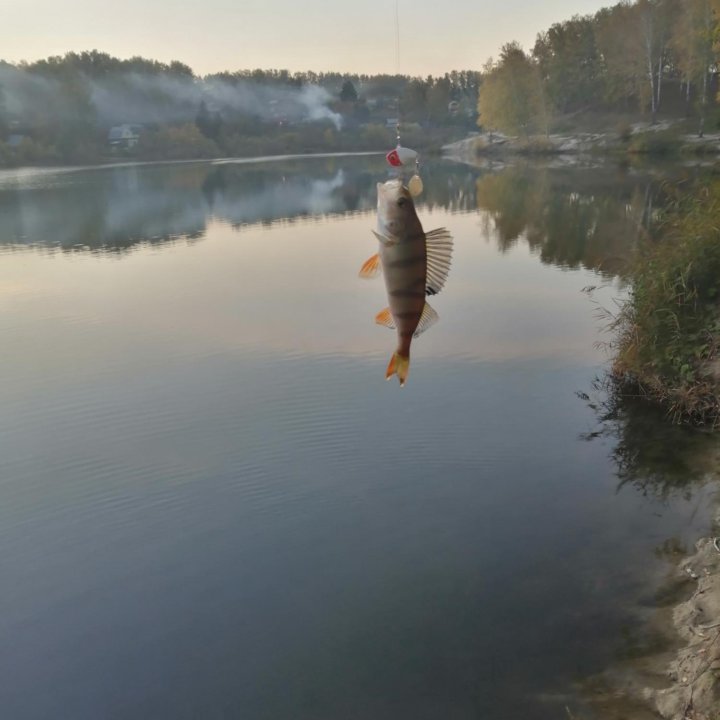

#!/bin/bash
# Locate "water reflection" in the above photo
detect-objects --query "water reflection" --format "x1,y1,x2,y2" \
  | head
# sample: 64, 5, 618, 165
573, 378, 719, 720
476, 166, 672, 278
0, 157, 691, 279
580, 379, 718, 499
1, 156, 718, 720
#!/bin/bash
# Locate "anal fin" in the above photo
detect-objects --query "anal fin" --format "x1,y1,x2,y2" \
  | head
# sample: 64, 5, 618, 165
413, 302, 439, 337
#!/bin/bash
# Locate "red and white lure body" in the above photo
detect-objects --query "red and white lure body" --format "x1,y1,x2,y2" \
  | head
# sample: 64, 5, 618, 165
386, 145, 418, 167
386, 144, 424, 197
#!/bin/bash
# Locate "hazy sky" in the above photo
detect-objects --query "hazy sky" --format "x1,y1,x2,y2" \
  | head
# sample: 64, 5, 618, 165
3, 0, 612, 76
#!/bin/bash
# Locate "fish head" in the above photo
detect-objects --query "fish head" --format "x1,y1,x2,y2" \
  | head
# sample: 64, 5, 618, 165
377, 180, 417, 237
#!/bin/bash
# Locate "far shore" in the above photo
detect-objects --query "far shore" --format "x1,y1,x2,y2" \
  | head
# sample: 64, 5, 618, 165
0, 150, 387, 176
443, 121, 720, 165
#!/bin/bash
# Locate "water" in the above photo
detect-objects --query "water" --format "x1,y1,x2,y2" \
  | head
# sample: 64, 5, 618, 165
0, 156, 716, 719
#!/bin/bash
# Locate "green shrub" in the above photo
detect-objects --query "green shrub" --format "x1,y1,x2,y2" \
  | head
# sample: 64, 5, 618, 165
611, 181, 720, 423
137, 124, 220, 160
627, 130, 678, 155
616, 122, 633, 143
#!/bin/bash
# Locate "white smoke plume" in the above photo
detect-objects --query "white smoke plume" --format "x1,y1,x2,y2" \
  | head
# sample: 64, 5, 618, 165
0, 64, 344, 130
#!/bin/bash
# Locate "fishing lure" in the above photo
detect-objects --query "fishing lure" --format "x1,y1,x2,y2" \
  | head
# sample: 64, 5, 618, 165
386, 142, 423, 197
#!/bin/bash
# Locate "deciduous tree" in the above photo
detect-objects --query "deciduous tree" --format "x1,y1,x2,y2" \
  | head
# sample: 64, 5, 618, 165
478, 43, 551, 137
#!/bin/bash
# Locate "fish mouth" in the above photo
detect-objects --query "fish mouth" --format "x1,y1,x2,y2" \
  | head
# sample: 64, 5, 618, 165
377, 178, 403, 201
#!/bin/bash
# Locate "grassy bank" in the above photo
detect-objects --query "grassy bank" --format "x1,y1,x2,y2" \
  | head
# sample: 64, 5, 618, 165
609, 177, 720, 425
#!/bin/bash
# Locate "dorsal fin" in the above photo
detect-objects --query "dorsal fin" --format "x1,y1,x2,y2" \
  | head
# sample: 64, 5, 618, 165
375, 307, 396, 329
424, 227, 453, 296
413, 302, 439, 337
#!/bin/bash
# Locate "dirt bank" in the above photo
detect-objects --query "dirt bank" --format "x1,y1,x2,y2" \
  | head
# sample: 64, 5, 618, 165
644, 522, 720, 719
578, 506, 720, 720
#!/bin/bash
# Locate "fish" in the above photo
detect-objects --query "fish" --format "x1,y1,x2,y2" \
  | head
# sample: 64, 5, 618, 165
359, 179, 453, 386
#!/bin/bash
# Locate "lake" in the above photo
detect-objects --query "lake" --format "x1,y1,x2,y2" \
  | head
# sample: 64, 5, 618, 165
0, 155, 716, 719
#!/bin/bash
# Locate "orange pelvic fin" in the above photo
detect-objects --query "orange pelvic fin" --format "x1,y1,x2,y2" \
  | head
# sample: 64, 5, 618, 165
359, 253, 381, 279
375, 307, 396, 329
385, 352, 410, 386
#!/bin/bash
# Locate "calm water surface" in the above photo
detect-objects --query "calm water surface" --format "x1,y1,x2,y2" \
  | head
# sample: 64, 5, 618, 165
0, 156, 716, 719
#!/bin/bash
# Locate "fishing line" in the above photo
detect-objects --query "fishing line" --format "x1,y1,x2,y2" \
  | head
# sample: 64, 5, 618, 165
386, 0, 423, 196
394, 0, 402, 149
395, 0, 400, 75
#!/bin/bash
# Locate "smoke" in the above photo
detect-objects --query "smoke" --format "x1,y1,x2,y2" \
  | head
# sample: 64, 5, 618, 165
0, 64, 344, 130
295, 85, 343, 129
0, 64, 63, 118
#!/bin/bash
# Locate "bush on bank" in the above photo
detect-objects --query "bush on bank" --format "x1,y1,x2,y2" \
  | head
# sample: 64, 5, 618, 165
610, 180, 720, 425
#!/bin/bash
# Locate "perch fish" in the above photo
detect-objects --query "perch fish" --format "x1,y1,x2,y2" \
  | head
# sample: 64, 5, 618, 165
359, 179, 453, 385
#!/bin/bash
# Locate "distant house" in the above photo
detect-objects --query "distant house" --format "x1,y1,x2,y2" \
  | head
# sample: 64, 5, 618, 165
6, 134, 26, 148
108, 124, 142, 150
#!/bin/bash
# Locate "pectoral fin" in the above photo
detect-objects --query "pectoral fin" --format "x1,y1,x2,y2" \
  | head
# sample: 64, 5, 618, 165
372, 230, 397, 247
375, 307, 396, 329
359, 253, 381, 279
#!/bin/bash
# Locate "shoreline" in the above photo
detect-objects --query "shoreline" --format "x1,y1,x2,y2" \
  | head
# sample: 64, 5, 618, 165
443, 128, 720, 167
580, 504, 720, 720
646, 520, 720, 719
0, 150, 386, 177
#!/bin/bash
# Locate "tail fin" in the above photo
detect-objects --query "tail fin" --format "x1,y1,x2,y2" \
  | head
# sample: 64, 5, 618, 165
385, 352, 410, 386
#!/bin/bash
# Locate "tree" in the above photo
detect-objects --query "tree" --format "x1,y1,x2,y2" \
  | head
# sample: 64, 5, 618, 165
196, 100, 223, 140
426, 76, 452, 123
533, 15, 604, 113
672, 0, 716, 134
633, 0, 677, 122
0, 82, 7, 138
339, 79, 358, 102
400, 78, 429, 121
478, 43, 551, 137
595, 4, 641, 109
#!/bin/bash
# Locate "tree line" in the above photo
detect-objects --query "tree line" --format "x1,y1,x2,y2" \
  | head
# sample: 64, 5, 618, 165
0, 50, 479, 166
479, 0, 720, 137
6, 0, 718, 167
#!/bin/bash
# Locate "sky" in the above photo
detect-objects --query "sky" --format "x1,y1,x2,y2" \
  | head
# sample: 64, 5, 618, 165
2, 0, 613, 76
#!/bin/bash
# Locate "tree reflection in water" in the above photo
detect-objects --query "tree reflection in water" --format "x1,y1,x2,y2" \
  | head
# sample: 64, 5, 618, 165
579, 377, 719, 500
0, 157, 691, 273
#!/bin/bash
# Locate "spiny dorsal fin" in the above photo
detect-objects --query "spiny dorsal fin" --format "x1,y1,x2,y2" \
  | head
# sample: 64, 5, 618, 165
359, 253, 381, 279
413, 302, 439, 337
424, 227, 453, 296
375, 307, 396, 329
